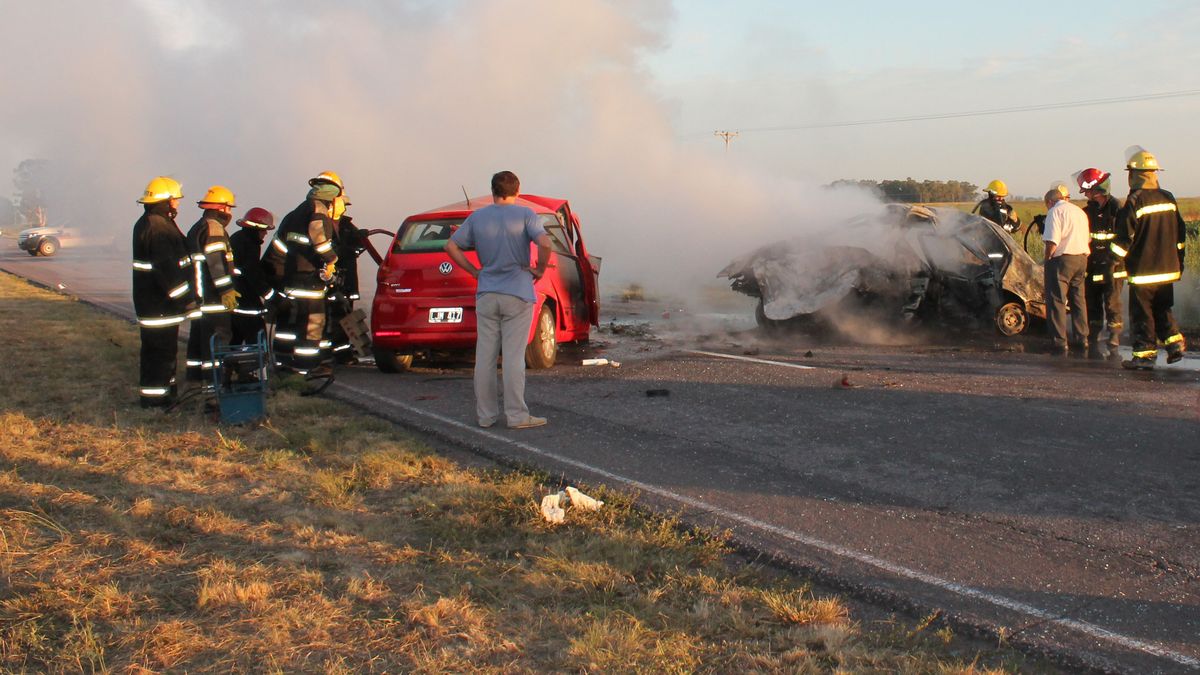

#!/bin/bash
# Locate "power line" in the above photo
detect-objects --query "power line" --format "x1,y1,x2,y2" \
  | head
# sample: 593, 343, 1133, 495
695, 88, 1200, 140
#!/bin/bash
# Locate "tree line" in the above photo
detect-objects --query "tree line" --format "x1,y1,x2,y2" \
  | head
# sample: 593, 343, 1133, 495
830, 178, 979, 203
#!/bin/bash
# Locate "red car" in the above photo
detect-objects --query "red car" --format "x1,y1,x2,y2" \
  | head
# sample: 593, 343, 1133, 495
371, 194, 600, 372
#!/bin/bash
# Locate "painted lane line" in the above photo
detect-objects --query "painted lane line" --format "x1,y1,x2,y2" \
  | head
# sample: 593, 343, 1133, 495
685, 349, 817, 370
336, 382, 1199, 670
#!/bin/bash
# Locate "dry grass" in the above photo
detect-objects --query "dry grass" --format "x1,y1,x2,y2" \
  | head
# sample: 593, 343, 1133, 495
0, 271, 1040, 673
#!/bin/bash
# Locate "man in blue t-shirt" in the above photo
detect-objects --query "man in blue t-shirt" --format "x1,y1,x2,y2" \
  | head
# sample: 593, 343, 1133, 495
445, 171, 552, 429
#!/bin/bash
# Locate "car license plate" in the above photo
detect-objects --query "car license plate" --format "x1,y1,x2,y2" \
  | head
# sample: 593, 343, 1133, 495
429, 307, 463, 324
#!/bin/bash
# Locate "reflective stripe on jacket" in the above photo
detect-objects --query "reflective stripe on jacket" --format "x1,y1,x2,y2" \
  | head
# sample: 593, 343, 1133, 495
1114, 188, 1187, 285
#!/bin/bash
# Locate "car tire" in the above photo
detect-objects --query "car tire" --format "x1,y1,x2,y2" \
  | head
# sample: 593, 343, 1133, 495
37, 237, 59, 257
995, 301, 1028, 336
26, 246, 39, 256
526, 304, 557, 369
373, 347, 413, 373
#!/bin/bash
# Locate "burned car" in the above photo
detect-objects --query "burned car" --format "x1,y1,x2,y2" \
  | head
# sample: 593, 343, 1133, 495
720, 204, 1045, 336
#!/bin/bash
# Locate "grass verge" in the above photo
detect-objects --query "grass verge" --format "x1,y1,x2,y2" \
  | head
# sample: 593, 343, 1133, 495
0, 271, 1040, 673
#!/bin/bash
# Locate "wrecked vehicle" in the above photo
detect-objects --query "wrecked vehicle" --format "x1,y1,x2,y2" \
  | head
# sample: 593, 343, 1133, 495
720, 204, 1045, 336
17, 224, 111, 257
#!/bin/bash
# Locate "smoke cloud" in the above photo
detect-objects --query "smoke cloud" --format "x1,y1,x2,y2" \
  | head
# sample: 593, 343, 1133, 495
1, 0, 878, 303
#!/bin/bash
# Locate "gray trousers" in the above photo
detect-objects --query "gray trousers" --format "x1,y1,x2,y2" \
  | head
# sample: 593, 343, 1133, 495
474, 293, 534, 426
1044, 254, 1088, 350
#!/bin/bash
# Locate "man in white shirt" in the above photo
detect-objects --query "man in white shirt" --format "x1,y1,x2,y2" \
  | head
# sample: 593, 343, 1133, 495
1042, 187, 1091, 356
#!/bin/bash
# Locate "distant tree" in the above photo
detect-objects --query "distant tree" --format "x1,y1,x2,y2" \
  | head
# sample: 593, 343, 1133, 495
830, 178, 978, 203
0, 198, 14, 228
13, 159, 52, 227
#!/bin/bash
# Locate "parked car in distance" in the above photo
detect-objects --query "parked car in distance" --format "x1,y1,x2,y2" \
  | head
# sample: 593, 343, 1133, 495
16, 224, 112, 257
371, 194, 600, 372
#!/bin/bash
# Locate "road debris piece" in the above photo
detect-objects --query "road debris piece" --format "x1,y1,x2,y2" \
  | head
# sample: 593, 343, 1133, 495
540, 493, 566, 524
539, 486, 604, 524
565, 486, 604, 511
645, 389, 670, 397
582, 358, 621, 368
838, 373, 861, 389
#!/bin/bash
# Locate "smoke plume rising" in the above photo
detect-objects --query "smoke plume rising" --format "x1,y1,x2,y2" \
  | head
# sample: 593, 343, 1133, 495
1, 1, 878, 305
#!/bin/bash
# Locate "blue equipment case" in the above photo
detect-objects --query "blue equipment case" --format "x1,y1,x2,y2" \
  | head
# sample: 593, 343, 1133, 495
210, 332, 269, 424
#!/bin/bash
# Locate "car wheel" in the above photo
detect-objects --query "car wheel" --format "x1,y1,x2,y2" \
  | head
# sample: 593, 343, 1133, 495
526, 304, 557, 369
37, 237, 59, 257
373, 347, 413, 373
26, 247, 39, 256
995, 301, 1028, 336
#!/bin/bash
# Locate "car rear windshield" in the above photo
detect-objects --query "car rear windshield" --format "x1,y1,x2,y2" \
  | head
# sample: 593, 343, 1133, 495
394, 219, 463, 253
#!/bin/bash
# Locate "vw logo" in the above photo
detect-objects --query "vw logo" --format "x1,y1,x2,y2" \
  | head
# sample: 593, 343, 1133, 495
438, 262, 453, 275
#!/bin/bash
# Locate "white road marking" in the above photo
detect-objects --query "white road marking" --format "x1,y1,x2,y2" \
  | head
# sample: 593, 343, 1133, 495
340, 381, 1198, 670
685, 349, 817, 370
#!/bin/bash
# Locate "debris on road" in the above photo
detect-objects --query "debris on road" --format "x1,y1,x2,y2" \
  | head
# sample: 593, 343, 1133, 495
645, 389, 670, 397
539, 486, 604, 523
582, 358, 621, 367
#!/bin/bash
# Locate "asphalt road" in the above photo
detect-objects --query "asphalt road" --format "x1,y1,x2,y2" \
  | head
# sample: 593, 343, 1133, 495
3, 246, 1198, 673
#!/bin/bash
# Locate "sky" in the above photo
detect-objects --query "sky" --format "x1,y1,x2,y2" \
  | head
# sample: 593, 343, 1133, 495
1, 0, 1197, 292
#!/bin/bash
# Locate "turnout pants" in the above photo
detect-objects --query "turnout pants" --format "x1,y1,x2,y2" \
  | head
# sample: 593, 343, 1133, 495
326, 295, 355, 363
1129, 282, 1183, 358
474, 293, 535, 427
1044, 254, 1089, 351
231, 310, 267, 347
274, 297, 329, 374
139, 325, 179, 408
1085, 277, 1124, 347
186, 311, 232, 383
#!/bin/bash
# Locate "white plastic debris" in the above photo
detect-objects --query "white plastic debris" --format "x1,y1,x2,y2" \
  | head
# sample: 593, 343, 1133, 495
582, 358, 621, 368
539, 486, 604, 523
565, 486, 604, 511
540, 493, 566, 524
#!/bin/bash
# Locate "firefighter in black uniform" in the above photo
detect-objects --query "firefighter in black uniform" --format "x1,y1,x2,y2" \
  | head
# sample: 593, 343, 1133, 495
1076, 168, 1126, 360
229, 206, 276, 345
185, 186, 239, 385
327, 193, 366, 363
972, 179, 1022, 233
132, 176, 194, 408
1113, 148, 1188, 370
262, 171, 341, 374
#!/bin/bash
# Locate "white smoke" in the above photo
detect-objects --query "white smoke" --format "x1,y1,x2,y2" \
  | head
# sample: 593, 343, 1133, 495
0, 0, 878, 303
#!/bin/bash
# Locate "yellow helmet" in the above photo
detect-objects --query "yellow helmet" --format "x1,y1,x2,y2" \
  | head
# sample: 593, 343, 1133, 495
1126, 150, 1161, 171
197, 185, 236, 207
137, 176, 183, 204
308, 170, 344, 192
984, 179, 1008, 197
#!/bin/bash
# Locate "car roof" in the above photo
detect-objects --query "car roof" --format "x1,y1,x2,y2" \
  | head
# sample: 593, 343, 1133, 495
407, 194, 566, 221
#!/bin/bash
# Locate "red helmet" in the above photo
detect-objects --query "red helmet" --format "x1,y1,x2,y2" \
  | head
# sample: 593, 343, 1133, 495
236, 206, 275, 229
1076, 168, 1111, 192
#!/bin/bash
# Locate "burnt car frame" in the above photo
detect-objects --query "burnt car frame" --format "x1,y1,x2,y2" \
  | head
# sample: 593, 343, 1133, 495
720, 204, 1046, 337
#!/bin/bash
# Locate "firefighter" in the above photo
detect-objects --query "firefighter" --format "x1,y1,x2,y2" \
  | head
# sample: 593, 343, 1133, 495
1076, 168, 1125, 360
229, 207, 276, 346
132, 176, 194, 408
1113, 148, 1188, 370
972, 180, 1022, 233
262, 171, 341, 374
184, 186, 239, 386
327, 193, 365, 363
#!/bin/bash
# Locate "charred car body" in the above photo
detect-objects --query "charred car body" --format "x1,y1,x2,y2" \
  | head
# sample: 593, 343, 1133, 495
720, 204, 1045, 336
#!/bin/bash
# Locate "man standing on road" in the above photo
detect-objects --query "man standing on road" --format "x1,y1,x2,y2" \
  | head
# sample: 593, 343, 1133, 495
1042, 186, 1091, 357
185, 186, 239, 386
1113, 148, 1188, 370
229, 207, 276, 346
444, 170, 552, 429
132, 176, 194, 408
1077, 168, 1125, 360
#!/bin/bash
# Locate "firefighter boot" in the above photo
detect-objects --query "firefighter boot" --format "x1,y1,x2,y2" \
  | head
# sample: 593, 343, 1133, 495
1166, 338, 1186, 365
1087, 342, 1105, 360
1122, 355, 1156, 370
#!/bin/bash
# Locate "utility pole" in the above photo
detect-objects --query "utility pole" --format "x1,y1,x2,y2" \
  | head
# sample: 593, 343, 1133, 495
714, 130, 739, 153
